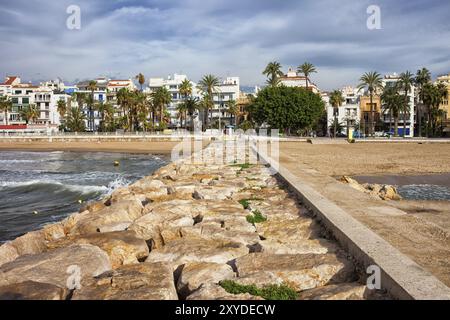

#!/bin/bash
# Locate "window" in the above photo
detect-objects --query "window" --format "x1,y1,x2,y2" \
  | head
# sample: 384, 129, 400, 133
12, 98, 18, 104
23, 98, 29, 104
15, 90, 22, 94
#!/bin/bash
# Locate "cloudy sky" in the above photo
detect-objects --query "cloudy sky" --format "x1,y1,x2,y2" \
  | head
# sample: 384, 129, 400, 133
0, 0, 449, 90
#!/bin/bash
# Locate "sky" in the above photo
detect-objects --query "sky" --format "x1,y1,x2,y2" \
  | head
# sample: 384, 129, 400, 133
0, 0, 449, 90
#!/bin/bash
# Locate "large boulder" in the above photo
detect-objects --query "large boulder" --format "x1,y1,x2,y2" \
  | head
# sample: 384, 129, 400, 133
0, 243, 19, 267
177, 262, 236, 298
68, 200, 144, 235
194, 223, 260, 246
187, 283, 263, 300
46, 231, 149, 269
193, 186, 237, 200
257, 239, 337, 255
128, 209, 194, 249
146, 238, 249, 269
0, 244, 112, 289
234, 253, 355, 292
10, 230, 47, 256
72, 262, 178, 300
297, 283, 366, 300
255, 217, 320, 242
0, 281, 67, 300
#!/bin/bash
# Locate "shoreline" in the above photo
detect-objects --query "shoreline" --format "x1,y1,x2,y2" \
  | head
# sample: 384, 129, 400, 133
0, 141, 208, 155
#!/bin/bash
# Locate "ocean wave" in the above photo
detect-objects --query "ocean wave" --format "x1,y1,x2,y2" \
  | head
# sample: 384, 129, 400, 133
0, 177, 130, 195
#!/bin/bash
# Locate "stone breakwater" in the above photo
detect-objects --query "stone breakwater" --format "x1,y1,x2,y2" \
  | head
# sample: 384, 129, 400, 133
0, 142, 371, 300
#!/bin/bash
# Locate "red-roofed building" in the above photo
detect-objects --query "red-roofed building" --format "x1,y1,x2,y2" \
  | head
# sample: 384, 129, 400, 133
0, 76, 21, 96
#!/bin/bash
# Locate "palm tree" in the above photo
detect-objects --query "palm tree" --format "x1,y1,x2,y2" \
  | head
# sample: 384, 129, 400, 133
135, 73, 146, 91
415, 68, 431, 137
197, 75, 220, 129
298, 62, 317, 90
381, 84, 403, 136
263, 61, 284, 87
152, 87, 172, 127
225, 99, 239, 126
20, 104, 39, 124
398, 71, 415, 137
329, 90, 345, 138
176, 103, 187, 129
180, 96, 200, 132
87, 80, 97, 131
179, 79, 193, 129
357, 71, 383, 136
179, 79, 193, 99
0, 95, 13, 125
57, 99, 67, 120
66, 107, 86, 132
423, 83, 448, 136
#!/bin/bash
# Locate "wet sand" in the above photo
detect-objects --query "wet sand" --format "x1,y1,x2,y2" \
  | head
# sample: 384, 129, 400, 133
353, 173, 450, 187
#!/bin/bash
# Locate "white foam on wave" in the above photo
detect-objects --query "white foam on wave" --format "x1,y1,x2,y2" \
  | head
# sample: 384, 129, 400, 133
0, 175, 132, 195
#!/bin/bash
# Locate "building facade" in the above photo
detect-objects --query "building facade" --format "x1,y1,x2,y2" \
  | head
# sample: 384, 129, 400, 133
278, 68, 320, 93
148, 74, 198, 127
381, 73, 415, 137
0, 76, 69, 132
326, 86, 361, 136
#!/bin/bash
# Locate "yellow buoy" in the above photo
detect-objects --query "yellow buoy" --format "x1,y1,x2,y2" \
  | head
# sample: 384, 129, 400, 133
33, 211, 38, 215
114, 161, 120, 167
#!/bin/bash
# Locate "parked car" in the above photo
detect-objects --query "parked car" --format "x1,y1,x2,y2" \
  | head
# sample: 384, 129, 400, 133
353, 131, 365, 138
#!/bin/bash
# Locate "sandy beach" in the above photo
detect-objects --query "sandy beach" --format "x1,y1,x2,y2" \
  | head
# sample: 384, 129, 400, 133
0, 140, 208, 155
279, 142, 450, 176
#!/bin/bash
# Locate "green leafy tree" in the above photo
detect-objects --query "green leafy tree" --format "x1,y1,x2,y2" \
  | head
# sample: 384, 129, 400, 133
250, 86, 325, 134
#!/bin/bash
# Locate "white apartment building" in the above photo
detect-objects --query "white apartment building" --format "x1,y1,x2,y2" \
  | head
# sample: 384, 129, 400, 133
0, 76, 69, 132
326, 86, 361, 136
209, 77, 240, 126
382, 73, 415, 137
0, 76, 20, 97
148, 74, 199, 127
278, 68, 320, 93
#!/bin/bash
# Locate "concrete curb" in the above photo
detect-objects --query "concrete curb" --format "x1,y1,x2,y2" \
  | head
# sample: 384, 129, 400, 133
254, 146, 450, 300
